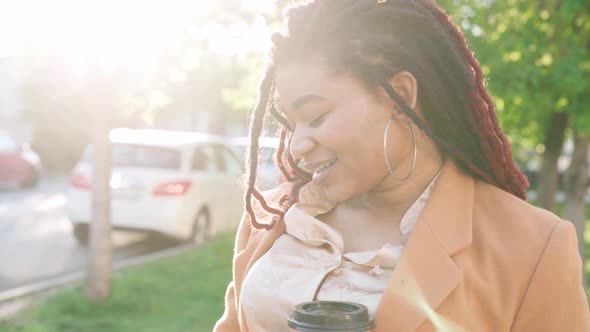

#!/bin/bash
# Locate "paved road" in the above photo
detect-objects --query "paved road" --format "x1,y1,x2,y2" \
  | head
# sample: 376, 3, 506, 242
0, 176, 178, 292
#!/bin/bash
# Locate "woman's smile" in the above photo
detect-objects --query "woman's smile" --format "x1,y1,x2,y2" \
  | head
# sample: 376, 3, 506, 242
310, 158, 338, 184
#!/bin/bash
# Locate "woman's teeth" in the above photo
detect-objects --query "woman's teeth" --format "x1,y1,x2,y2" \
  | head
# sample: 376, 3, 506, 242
314, 160, 335, 175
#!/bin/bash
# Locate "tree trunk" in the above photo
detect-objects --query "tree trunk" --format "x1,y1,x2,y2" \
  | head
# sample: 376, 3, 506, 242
85, 64, 113, 300
538, 112, 568, 211
563, 133, 589, 289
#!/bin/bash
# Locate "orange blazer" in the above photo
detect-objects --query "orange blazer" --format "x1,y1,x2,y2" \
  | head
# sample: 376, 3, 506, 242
214, 162, 590, 331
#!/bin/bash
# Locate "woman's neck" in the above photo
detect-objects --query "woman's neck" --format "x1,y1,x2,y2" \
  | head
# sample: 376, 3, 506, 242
343, 151, 445, 223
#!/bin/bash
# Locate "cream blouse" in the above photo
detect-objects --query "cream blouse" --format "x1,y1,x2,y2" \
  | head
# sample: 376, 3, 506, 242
241, 176, 438, 332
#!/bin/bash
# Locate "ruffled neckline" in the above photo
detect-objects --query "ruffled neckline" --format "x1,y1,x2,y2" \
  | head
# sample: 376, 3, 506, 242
283, 173, 440, 269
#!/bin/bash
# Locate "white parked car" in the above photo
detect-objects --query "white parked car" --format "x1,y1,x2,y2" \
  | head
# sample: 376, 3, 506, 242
67, 128, 244, 245
229, 136, 281, 190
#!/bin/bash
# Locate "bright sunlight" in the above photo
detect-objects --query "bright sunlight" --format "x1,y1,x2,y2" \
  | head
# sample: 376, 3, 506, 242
0, 0, 275, 66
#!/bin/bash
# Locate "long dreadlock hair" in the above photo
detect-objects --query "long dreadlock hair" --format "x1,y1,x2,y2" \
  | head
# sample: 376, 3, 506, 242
244, 0, 529, 230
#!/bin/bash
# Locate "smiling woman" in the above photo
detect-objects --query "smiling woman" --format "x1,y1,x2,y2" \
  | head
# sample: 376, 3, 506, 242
215, 0, 590, 331
275, 66, 430, 205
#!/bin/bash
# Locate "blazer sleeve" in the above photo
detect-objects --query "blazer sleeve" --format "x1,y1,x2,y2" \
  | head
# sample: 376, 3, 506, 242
511, 220, 590, 331
213, 212, 252, 332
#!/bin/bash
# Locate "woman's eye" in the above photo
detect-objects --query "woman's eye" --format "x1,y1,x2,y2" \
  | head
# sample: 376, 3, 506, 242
309, 113, 328, 128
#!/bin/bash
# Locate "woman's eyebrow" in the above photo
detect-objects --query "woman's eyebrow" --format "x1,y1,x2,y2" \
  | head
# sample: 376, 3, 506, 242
292, 94, 326, 111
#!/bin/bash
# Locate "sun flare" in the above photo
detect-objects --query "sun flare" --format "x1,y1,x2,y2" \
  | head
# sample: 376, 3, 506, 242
1, 0, 276, 65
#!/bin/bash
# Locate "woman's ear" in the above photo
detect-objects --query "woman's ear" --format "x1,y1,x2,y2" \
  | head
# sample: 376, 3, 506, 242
387, 71, 418, 110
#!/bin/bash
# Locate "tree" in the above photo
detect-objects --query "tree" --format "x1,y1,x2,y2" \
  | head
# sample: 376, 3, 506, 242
441, 0, 589, 206
84, 63, 113, 300
538, 112, 569, 211
19, 54, 92, 172
563, 133, 590, 287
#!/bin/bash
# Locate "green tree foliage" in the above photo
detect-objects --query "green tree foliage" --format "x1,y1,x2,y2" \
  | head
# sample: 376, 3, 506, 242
440, 0, 590, 147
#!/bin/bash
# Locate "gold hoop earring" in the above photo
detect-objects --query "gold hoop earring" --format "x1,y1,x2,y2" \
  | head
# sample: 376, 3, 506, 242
383, 118, 417, 181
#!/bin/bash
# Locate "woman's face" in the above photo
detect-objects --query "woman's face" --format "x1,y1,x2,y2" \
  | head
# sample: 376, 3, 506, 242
276, 63, 416, 204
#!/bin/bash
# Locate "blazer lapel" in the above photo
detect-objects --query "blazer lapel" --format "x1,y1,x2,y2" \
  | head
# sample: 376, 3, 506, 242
375, 162, 475, 332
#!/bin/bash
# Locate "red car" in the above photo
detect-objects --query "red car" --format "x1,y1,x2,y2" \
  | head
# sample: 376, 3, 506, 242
0, 131, 41, 188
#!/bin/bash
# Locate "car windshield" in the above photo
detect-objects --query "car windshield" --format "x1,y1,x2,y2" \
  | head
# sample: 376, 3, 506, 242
112, 144, 181, 169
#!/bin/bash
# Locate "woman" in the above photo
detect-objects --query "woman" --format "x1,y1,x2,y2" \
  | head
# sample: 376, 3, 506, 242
215, 0, 590, 331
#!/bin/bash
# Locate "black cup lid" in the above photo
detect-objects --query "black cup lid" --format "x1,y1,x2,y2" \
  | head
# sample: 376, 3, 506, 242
288, 301, 375, 332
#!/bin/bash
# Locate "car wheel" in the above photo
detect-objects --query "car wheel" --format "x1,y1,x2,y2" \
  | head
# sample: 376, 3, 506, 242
190, 209, 210, 245
73, 224, 89, 245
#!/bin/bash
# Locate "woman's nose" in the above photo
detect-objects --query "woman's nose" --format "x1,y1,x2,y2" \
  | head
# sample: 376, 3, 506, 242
289, 128, 315, 160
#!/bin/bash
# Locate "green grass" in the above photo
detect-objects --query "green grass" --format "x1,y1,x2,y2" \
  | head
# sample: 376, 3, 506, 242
0, 233, 235, 332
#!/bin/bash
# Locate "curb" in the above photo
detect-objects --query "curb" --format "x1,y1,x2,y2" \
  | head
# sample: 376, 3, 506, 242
0, 242, 196, 320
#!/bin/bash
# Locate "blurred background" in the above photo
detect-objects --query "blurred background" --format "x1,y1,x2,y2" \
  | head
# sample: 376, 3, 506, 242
0, 0, 588, 331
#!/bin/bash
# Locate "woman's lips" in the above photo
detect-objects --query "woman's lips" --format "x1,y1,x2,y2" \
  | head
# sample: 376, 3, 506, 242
312, 159, 337, 184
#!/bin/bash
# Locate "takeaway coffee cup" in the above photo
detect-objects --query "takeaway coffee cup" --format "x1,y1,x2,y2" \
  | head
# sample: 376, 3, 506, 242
288, 301, 375, 332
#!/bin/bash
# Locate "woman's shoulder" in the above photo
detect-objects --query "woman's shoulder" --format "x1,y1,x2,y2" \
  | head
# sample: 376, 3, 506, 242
474, 181, 562, 229
455, 181, 586, 327
471, 180, 568, 257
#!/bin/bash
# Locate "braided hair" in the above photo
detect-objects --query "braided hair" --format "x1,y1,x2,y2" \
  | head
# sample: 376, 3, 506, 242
244, 0, 529, 230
